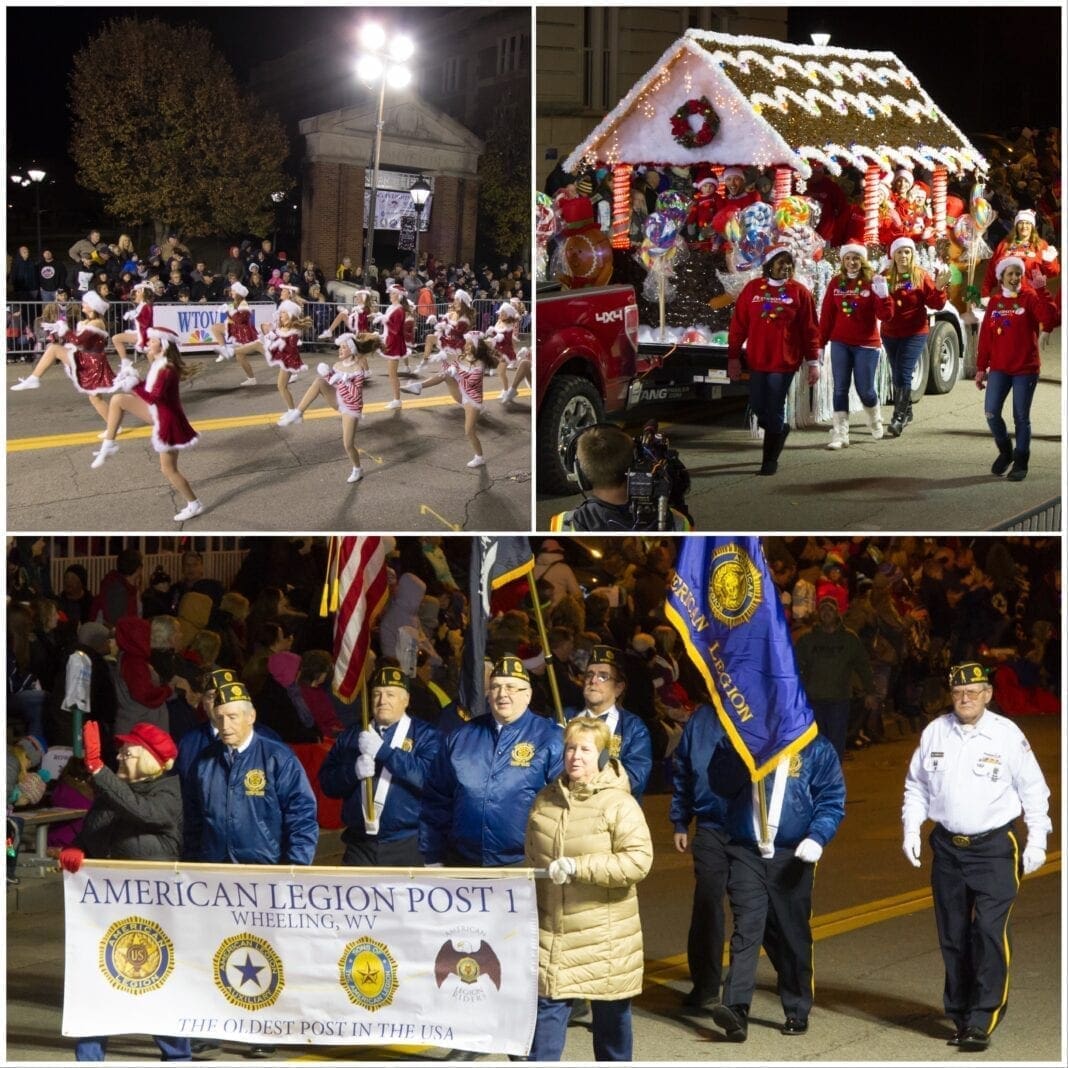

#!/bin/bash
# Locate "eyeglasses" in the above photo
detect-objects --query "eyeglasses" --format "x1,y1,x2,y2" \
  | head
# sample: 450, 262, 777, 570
583, 671, 615, 683
951, 687, 989, 701
488, 683, 529, 695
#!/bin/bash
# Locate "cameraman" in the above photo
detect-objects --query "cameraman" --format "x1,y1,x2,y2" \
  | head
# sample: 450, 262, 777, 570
549, 425, 692, 531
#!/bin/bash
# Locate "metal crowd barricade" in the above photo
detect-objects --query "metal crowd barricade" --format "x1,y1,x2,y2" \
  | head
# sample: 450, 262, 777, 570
990, 499, 1062, 532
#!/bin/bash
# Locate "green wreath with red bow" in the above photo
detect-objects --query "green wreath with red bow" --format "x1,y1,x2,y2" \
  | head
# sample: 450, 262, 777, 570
670, 96, 720, 150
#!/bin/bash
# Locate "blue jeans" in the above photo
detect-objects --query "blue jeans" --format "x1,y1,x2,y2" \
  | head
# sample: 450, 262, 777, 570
984, 371, 1038, 456
829, 342, 880, 410
75, 1036, 191, 1060
748, 371, 795, 434
882, 334, 927, 396
530, 996, 632, 1061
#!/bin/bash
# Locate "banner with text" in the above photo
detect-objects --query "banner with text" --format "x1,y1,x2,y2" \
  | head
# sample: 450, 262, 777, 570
62, 862, 538, 1056
152, 303, 279, 354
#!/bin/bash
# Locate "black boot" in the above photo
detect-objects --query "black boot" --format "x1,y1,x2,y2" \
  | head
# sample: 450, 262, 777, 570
1006, 450, 1029, 481
758, 431, 780, 475
775, 425, 791, 460
991, 438, 1013, 476
886, 397, 910, 437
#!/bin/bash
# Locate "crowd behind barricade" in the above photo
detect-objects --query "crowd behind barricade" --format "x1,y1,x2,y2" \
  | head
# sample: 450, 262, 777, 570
4, 534, 1059, 1057
6, 230, 531, 359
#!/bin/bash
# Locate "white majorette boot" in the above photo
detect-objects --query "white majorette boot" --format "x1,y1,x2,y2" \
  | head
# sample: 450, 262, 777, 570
466, 455, 486, 468
347, 467, 363, 483
401, 380, 422, 395
863, 404, 884, 439
174, 499, 204, 522
10, 374, 40, 390
826, 412, 849, 450
277, 409, 302, 426
90, 440, 120, 468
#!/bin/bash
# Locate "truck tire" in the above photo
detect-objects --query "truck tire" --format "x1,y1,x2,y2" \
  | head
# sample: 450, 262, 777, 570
924, 320, 961, 394
908, 344, 930, 404
537, 375, 604, 494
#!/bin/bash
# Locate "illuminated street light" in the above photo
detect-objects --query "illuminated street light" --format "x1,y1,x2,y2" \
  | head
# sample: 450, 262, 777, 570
11, 166, 47, 253
409, 174, 431, 268
810, 32, 831, 47
356, 23, 415, 278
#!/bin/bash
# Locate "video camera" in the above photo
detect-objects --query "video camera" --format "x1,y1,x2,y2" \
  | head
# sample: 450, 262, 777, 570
626, 420, 691, 531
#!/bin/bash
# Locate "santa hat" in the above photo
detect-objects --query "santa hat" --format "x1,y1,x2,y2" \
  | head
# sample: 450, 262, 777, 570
132, 281, 150, 293
994, 256, 1026, 280
497, 302, 518, 320
229, 281, 248, 298
722, 166, 745, 181
911, 181, 931, 198
147, 326, 179, 350
694, 174, 718, 190
278, 299, 302, 318
453, 288, 473, 306
279, 283, 300, 295
335, 333, 357, 354
762, 244, 793, 266
894, 168, 914, 184
839, 243, 868, 261
889, 237, 916, 257
82, 290, 108, 314
1014, 209, 1037, 227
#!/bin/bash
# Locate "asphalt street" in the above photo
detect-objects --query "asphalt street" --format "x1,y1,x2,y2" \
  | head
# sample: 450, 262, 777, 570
5, 350, 532, 532
6, 716, 1062, 1064
536, 327, 1062, 533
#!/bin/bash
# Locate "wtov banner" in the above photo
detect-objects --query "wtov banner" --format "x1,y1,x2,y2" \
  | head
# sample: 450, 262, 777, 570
62, 862, 538, 1056
151, 302, 279, 354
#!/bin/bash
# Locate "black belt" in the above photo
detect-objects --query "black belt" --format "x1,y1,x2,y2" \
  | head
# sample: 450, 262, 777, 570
937, 822, 1012, 848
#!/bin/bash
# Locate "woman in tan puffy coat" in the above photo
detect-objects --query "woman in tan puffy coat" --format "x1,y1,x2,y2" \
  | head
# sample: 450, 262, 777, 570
524, 717, 653, 1061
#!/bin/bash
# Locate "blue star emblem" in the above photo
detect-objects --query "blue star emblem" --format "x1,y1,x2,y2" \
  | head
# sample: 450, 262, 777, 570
233, 953, 265, 988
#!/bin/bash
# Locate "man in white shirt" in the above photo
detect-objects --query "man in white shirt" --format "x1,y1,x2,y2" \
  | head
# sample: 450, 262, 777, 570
901, 661, 1051, 1053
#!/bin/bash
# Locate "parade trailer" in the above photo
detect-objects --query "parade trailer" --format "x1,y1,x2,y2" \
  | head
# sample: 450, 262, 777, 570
539, 29, 988, 490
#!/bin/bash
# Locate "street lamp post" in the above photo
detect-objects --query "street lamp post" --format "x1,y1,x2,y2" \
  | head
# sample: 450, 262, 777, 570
270, 190, 286, 253
356, 23, 414, 280
11, 167, 47, 255
409, 175, 431, 271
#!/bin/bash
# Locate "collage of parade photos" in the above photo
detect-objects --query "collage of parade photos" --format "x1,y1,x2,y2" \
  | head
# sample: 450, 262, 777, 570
3, 2, 1066, 1065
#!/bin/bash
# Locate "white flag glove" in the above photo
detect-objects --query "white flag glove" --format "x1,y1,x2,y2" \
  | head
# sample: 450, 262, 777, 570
358, 729, 383, 759
548, 857, 576, 885
355, 754, 376, 780
871, 274, 889, 299
903, 832, 922, 868
1021, 845, 1046, 875
794, 838, 823, 863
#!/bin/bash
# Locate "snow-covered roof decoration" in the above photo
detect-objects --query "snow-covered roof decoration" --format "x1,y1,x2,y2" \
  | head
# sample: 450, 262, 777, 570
564, 29, 987, 180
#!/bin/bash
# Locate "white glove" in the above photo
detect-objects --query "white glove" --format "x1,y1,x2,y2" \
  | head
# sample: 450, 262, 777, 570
548, 857, 576, 885
794, 838, 823, 863
1022, 845, 1046, 875
358, 729, 383, 758
123, 308, 137, 322
903, 832, 922, 868
425, 314, 438, 327
1041, 245, 1058, 262
316, 362, 331, 376
871, 274, 889, 299
355, 754, 376, 780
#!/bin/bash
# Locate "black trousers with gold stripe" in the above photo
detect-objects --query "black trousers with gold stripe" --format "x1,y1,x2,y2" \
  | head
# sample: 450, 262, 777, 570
929, 823, 1020, 1035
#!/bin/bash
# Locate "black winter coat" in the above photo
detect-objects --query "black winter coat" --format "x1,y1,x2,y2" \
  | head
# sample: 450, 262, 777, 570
77, 767, 182, 861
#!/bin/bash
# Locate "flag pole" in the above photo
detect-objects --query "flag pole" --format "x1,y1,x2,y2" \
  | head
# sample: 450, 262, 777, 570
757, 776, 770, 852
528, 586, 565, 726
361, 673, 374, 822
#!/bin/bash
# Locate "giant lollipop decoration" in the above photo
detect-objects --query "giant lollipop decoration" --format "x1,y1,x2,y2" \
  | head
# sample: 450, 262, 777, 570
638, 212, 687, 339
963, 182, 997, 303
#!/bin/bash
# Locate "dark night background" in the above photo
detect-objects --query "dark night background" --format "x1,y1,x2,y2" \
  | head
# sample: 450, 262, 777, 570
5, 5, 1063, 247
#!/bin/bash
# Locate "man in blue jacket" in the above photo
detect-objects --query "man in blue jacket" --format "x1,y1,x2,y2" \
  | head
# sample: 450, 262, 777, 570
565, 644, 652, 802
184, 669, 319, 866
708, 733, 845, 1042
420, 655, 563, 867
320, 664, 441, 866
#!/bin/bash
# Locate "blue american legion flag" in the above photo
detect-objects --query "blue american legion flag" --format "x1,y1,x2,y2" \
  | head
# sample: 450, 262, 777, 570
666, 536, 816, 781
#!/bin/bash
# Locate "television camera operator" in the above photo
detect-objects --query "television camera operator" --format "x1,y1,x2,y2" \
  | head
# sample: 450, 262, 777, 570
549, 423, 693, 532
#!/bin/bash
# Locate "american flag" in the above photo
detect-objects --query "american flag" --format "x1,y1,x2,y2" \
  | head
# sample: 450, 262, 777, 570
329, 537, 390, 701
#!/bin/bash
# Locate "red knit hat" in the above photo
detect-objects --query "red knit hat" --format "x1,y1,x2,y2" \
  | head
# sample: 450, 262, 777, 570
114, 722, 178, 768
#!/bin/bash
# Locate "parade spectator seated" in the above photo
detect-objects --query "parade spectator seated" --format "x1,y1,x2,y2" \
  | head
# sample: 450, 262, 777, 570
253, 651, 322, 744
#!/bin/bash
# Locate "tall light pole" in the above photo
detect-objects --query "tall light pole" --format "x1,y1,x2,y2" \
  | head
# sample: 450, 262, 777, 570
355, 22, 414, 280
270, 190, 286, 252
11, 167, 47, 255
409, 174, 431, 271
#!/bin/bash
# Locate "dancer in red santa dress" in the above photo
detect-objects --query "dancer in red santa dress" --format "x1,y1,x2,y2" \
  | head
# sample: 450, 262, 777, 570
375, 285, 412, 409
319, 288, 376, 339
208, 281, 259, 384
278, 332, 378, 484
110, 282, 154, 362
490, 300, 531, 406
10, 289, 123, 424
265, 300, 310, 423
90, 326, 205, 522
975, 257, 1061, 482
981, 209, 1060, 300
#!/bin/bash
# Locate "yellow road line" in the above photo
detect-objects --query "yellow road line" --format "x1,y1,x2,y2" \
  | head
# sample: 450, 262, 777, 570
6, 388, 531, 453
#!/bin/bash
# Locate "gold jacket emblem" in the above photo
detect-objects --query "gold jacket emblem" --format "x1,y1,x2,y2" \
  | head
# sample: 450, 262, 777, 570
788, 754, 803, 778
244, 768, 267, 796
510, 742, 535, 767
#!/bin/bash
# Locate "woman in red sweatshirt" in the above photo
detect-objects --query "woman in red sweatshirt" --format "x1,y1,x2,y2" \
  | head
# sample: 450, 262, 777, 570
976, 256, 1060, 481
818, 243, 894, 448
728, 246, 821, 476
878, 237, 950, 437
980, 208, 1060, 300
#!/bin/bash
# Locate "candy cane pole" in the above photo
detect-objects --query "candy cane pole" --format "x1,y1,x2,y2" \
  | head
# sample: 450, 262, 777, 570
611, 164, 632, 249
864, 164, 880, 246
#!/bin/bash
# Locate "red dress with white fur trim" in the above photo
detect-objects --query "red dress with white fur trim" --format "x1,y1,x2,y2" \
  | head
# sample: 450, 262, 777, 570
65, 323, 115, 394
226, 305, 259, 344
133, 360, 198, 452
133, 302, 153, 350
381, 304, 407, 358
265, 329, 305, 373
440, 314, 470, 368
